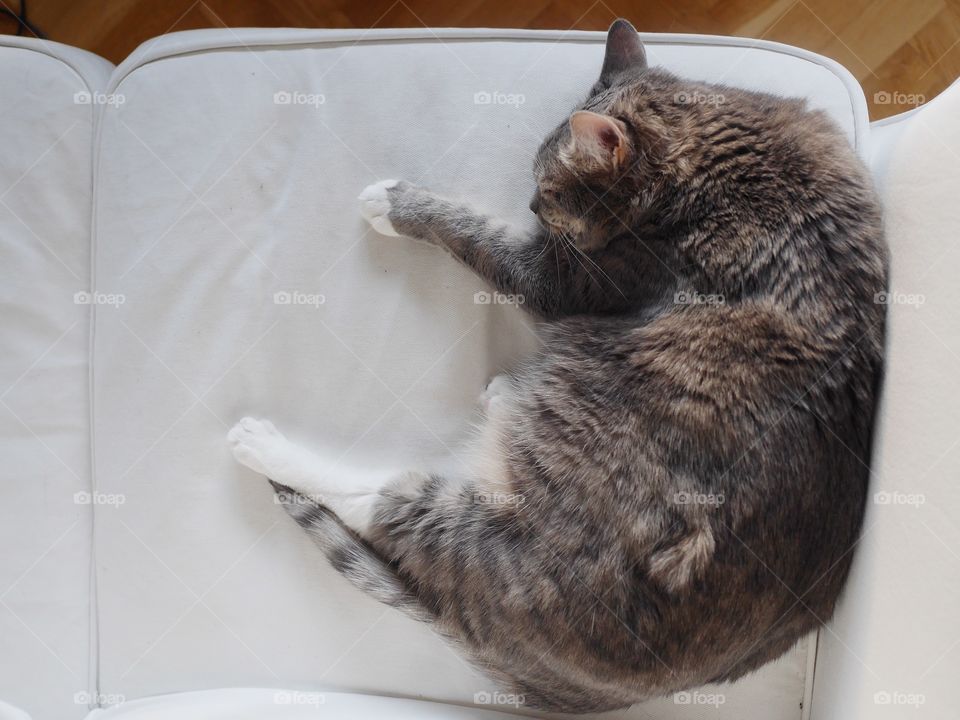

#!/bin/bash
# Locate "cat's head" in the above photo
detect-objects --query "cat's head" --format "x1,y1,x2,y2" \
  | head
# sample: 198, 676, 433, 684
531, 20, 686, 251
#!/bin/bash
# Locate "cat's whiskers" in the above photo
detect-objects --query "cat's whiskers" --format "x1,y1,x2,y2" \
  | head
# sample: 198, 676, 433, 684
552, 231, 564, 288
549, 228, 574, 276
556, 232, 603, 290
555, 231, 619, 298
532, 232, 558, 262
563, 233, 628, 300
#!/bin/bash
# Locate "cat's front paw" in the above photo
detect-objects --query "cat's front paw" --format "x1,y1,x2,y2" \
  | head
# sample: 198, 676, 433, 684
479, 374, 512, 414
358, 179, 402, 236
227, 417, 290, 477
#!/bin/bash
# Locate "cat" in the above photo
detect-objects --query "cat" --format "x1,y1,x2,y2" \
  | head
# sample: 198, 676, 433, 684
228, 19, 887, 713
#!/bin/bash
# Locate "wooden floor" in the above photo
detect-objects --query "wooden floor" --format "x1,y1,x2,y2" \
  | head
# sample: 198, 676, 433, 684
2, 0, 959, 119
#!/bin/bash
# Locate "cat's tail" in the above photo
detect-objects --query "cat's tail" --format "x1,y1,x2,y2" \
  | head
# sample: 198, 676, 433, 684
268, 480, 433, 624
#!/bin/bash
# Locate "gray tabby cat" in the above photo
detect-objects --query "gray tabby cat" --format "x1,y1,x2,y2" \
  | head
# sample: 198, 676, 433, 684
229, 19, 887, 713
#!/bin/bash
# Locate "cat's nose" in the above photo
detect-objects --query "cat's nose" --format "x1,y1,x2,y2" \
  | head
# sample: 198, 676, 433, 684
529, 196, 540, 214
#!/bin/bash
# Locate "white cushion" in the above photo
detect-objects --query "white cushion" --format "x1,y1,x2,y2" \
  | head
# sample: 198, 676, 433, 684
86, 28, 866, 718
0, 37, 113, 720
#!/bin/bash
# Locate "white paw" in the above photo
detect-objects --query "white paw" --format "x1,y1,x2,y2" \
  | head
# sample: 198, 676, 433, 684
479, 374, 512, 413
358, 179, 400, 236
227, 417, 291, 477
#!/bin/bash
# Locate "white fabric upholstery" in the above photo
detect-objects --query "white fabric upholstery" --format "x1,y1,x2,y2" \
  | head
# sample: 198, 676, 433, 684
0, 37, 113, 720
811, 81, 960, 720
85, 28, 863, 718
0, 27, 887, 720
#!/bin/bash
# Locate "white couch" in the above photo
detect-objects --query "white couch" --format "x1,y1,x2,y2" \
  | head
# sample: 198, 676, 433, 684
0, 27, 956, 720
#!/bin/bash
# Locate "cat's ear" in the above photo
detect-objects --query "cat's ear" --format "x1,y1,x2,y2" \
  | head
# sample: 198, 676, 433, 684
565, 110, 630, 171
600, 19, 647, 82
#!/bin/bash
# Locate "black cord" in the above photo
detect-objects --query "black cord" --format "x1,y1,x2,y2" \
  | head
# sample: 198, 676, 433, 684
1, 0, 46, 39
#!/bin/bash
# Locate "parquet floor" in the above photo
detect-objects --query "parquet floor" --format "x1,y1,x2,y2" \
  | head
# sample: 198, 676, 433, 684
2, 0, 959, 119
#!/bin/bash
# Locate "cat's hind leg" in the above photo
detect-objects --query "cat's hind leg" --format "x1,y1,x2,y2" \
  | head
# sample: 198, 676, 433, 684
227, 417, 417, 537
228, 417, 435, 621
